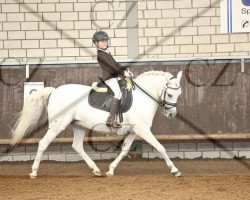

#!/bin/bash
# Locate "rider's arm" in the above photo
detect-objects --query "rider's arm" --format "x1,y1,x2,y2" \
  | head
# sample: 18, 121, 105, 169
98, 52, 127, 74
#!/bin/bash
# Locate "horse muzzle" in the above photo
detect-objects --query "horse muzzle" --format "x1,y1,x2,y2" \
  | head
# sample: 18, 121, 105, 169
164, 106, 177, 119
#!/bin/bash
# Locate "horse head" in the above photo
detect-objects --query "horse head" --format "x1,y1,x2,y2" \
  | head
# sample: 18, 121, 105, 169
161, 71, 182, 119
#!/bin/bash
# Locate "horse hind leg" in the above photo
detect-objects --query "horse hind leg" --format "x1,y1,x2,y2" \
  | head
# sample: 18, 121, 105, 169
29, 118, 72, 178
72, 126, 101, 176
106, 133, 136, 177
29, 129, 58, 178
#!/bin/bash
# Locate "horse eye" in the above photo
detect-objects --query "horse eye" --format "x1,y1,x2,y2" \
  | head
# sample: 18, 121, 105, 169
168, 94, 172, 98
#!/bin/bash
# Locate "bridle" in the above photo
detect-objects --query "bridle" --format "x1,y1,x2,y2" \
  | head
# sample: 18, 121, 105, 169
131, 77, 180, 110
161, 82, 180, 110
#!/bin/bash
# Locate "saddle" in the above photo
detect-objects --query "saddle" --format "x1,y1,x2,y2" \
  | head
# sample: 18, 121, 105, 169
88, 77, 133, 123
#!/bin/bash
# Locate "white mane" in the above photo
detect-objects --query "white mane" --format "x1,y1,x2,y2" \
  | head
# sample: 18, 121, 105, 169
136, 70, 173, 81
135, 70, 181, 89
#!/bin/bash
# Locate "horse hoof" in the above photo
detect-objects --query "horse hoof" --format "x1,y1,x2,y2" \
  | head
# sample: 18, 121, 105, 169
29, 172, 37, 179
93, 171, 102, 177
106, 171, 114, 177
172, 171, 182, 177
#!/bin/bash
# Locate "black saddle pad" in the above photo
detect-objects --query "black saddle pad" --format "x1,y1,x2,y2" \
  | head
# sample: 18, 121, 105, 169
88, 79, 133, 113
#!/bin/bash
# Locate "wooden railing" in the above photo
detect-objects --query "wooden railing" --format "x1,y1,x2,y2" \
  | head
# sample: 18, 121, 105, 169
0, 133, 249, 145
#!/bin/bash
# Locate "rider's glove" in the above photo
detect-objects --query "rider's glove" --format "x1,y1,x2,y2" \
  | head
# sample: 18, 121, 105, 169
124, 69, 133, 79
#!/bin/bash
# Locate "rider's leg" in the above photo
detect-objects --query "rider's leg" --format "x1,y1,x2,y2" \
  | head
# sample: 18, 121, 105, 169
104, 78, 122, 128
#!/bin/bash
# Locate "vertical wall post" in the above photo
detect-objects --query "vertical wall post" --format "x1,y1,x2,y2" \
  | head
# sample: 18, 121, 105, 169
241, 59, 245, 73
126, 0, 139, 59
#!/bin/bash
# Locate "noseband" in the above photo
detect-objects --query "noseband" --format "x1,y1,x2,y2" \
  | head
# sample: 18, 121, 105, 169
161, 84, 180, 110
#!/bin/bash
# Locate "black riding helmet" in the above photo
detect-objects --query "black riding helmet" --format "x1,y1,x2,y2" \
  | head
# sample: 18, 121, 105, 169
92, 30, 110, 44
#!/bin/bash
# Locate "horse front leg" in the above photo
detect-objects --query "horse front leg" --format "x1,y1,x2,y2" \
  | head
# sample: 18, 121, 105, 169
134, 125, 181, 177
106, 133, 136, 177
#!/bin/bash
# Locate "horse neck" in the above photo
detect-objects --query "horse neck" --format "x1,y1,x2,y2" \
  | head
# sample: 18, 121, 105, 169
135, 74, 170, 100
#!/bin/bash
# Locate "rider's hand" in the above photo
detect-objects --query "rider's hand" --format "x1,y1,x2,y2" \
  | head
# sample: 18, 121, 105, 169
124, 69, 133, 79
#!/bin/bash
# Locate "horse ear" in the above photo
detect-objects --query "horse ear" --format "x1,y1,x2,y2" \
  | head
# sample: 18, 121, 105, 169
177, 71, 183, 81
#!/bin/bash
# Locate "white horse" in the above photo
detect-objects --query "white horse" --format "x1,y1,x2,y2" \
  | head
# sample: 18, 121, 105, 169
11, 70, 183, 178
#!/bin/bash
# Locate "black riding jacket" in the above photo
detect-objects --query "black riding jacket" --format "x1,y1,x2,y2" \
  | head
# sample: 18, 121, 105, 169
97, 50, 127, 81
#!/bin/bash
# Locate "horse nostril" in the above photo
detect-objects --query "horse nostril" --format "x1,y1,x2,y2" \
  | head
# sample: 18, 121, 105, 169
169, 113, 176, 119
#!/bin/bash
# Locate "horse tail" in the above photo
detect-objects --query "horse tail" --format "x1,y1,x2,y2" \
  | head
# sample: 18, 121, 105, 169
10, 87, 56, 147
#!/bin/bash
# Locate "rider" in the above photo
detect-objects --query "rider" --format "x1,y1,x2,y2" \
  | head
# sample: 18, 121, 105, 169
92, 30, 132, 129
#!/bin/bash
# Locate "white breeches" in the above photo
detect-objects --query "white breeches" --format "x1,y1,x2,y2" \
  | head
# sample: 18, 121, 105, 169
105, 78, 122, 100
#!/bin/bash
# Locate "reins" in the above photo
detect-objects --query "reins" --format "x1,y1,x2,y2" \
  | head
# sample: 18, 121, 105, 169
130, 78, 180, 109
131, 79, 165, 106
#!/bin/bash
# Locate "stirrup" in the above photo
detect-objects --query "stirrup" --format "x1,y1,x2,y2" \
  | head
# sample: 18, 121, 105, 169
106, 120, 122, 129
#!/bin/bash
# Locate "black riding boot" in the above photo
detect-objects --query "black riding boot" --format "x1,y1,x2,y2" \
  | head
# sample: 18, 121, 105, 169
106, 98, 122, 129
